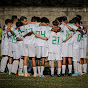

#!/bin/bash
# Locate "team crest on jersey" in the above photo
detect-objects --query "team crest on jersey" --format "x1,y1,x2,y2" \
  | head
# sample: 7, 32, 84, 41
29, 25, 30, 27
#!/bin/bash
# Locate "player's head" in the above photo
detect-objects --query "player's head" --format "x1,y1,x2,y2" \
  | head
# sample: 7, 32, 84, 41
31, 16, 37, 22
20, 16, 27, 25
76, 15, 82, 21
72, 17, 81, 27
62, 16, 68, 23
55, 17, 62, 25
36, 17, 41, 22
41, 17, 50, 26
16, 21, 23, 29
5, 19, 12, 26
52, 20, 59, 27
12, 15, 18, 23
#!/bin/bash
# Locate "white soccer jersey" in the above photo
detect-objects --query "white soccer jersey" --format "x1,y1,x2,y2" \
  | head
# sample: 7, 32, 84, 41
48, 31, 66, 53
8, 25, 16, 43
33, 23, 40, 27
35, 25, 51, 46
23, 24, 36, 44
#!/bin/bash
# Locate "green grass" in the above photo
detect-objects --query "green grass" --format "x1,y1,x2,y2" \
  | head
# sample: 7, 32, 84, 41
0, 60, 88, 88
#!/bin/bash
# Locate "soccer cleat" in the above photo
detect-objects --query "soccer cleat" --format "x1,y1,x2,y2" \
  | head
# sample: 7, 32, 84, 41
68, 73, 72, 76
49, 75, 54, 77
18, 73, 25, 76
62, 74, 65, 77
38, 74, 41, 77
72, 72, 80, 76
25, 74, 30, 77
57, 74, 61, 77
40, 75, 45, 77
33, 74, 38, 77
9, 72, 11, 75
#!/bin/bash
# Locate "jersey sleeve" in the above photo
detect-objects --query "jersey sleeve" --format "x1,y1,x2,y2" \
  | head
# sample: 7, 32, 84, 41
20, 26, 25, 32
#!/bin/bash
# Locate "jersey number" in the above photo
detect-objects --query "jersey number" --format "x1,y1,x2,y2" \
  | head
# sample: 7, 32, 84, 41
52, 36, 59, 45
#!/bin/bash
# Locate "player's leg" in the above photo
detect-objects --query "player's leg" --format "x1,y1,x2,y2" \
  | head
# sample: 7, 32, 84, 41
68, 57, 72, 76
62, 57, 66, 76
8, 57, 13, 75
83, 58, 87, 73
50, 60, 54, 76
79, 58, 83, 73
40, 57, 45, 77
37, 59, 41, 76
57, 60, 62, 77
32, 57, 38, 77
28, 58, 32, 73
0, 55, 8, 72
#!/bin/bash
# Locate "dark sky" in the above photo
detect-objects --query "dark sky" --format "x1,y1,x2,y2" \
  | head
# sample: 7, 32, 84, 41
0, 0, 87, 7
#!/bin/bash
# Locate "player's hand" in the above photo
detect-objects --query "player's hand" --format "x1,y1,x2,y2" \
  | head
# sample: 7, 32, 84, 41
35, 33, 39, 37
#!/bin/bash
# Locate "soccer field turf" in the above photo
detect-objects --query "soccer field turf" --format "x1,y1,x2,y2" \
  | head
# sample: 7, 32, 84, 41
0, 60, 88, 88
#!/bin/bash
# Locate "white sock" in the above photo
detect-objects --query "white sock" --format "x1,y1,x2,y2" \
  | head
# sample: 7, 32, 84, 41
83, 64, 87, 73
0, 57, 8, 72
37, 66, 41, 75
57, 68, 61, 75
49, 61, 51, 70
24, 66, 28, 74
33, 67, 37, 75
12, 60, 19, 74
68, 65, 72, 74
41, 66, 44, 75
79, 64, 82, 73
19, 59, 24, 73
62, 65, 66, 74
51, 68, 54, 75
77, 62, 80, 73
73, 61, 78, 73
9, 64, 12, 72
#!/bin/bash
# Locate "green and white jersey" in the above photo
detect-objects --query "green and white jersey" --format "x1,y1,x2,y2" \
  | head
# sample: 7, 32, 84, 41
60, 23, 74, 44
2, 26, 8, 42
23, 24, 35, 44
8, 25, 16, 43
16, 29, 25, 44
33, 23, 40, 27
72, 25, 82, 46
35, 25, 51, 46
80, 25, 87, 47
48, 31, 66, 53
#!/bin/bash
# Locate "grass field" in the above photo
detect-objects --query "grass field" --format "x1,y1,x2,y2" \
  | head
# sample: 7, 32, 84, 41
0, 60, 88, 88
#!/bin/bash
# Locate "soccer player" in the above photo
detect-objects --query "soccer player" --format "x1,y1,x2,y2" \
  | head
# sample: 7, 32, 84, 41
11, 21, 23, 75
60, 16, 74, 76
7, 15, 18, 75
48, 20, 66, 77
18, 16, 28, 75
0, 19, 11, 72
69, 17, 84, 76
22, 22, 37, 77
76, 15, 87, 74
27, 16, 41, 73
35, 17, 51, 77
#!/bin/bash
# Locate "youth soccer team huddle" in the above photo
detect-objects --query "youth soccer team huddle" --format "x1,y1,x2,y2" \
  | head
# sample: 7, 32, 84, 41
0, 15, 87, 77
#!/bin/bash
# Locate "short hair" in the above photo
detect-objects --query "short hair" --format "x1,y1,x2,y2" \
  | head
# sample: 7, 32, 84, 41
56, 17, 63, 22
12, 15, 17, 22
72, 17, 81, 24
36, 17, 41, 22
52, 20, 59, 27
62, 16, 67, 21
16, 21, 23, 27
5, 19, 11, 24
76, 15, 82, 20
41, 17, 50, 23
31, 16, 37, 22
20, 16, 27, 21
